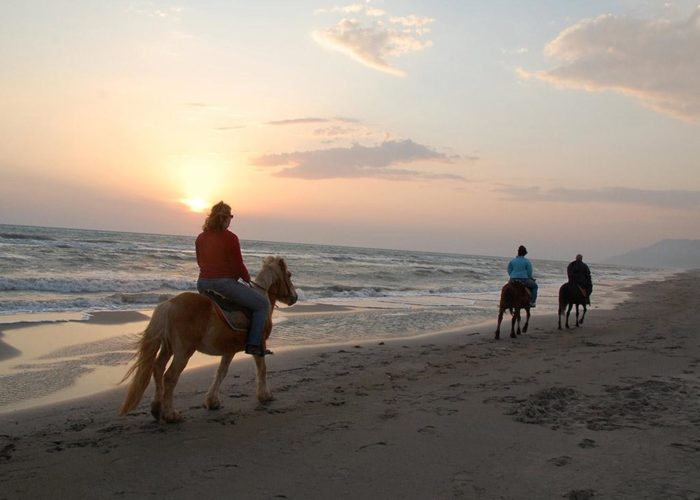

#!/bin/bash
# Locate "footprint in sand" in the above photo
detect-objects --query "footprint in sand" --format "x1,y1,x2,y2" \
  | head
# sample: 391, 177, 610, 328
380, 409, 398, 420
1, 435, 18, 460
356, 441, 387, 451
451, 470, 475, 496
669, 441, 700, 452
563, 489, 596, 500
548, 455, 572, 466
578, 438, 596, 449
417, 425, 436, 435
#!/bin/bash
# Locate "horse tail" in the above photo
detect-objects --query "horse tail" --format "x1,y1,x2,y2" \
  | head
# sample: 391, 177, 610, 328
119, 301, 171, 416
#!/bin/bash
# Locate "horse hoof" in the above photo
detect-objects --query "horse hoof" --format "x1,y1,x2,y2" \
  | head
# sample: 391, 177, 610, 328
204, 399, 221, 410
510, 333, 517, 339
163, 411, 183, 423
150, 402, 162, 421
257, 393, 274, 404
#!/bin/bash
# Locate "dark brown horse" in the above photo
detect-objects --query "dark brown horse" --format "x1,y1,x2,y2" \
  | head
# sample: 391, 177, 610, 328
558, 282, 587, 329
119, 256, 297, 423
495, 280, 531, 339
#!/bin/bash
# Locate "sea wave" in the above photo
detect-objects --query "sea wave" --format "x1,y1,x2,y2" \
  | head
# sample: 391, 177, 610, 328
0, 232, 55, 241
0, 277, 195, 293
106, 292, 175, 305
0, 292, 176, 314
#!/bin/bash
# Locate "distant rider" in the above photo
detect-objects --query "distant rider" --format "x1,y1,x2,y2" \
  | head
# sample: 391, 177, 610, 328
508, 245, 538, 308
567, 254, 592, 305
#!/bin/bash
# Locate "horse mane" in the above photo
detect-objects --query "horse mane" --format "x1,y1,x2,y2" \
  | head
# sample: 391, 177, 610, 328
256, 256, 285, 289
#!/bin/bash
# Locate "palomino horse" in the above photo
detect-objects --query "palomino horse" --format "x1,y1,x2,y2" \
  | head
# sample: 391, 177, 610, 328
119, 256, 297, 423
495, 280, 531, 339
558, 282, 587, 330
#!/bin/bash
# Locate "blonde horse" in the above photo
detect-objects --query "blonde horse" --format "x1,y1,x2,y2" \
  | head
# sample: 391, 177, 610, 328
119, 256, 298, 423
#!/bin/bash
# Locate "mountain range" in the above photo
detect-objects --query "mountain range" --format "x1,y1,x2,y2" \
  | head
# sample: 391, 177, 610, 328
605, 239, 700, 268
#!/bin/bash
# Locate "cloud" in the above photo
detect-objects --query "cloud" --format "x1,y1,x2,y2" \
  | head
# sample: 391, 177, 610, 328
126, 3, 184, 19
267, 116, 360, 126
312, 5, 434, 76
498, 185, 700, 209
313, 125, 358, 138
214, 125, 244, 131
519, 7, 700, 120
268, 117, 330, 125
264, 115, 381, 143
251, 139, 463, 180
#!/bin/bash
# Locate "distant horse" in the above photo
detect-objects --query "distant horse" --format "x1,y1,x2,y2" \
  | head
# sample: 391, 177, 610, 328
495, 280, 531, 339
119, 256, 298, 423
558, 282, 587, 329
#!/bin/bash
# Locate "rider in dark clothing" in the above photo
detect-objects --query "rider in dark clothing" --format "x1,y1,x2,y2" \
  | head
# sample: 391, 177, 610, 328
567, 254, 592, 304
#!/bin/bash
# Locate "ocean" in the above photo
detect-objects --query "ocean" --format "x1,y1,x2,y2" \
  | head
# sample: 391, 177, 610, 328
0, 223, 671, 345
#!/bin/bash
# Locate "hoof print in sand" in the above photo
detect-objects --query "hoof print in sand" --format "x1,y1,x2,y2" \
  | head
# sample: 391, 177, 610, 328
1, 435, 18, 460
578, 438, 596, 448
563, 489, 596, 499
548, 455, 572, 467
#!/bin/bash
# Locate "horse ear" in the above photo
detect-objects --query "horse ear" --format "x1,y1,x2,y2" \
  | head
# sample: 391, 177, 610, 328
277, 257, 287, 272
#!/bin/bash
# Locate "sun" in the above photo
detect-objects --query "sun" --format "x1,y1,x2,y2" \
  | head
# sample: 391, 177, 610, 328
181, 198, 211, 213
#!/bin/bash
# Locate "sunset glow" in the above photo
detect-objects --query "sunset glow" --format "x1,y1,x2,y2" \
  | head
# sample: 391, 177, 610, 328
1, 1, 699, 261
181, 198, 211, 214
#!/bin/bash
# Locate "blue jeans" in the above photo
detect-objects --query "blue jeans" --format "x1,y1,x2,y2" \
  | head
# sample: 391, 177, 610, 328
512, 278, 538, 304
197, 278, 270, 347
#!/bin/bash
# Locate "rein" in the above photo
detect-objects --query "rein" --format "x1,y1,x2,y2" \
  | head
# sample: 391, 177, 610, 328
250, 279, 280, 310
250, 280, 265, 290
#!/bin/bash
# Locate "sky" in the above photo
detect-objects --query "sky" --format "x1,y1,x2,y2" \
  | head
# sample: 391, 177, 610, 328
1, 0, 699, 262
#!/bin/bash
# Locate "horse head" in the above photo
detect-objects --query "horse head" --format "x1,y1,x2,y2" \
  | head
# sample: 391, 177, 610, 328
258, 256, 298, 306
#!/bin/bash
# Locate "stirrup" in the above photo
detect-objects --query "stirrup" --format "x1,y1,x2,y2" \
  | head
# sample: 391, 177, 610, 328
244, 345, 274, 357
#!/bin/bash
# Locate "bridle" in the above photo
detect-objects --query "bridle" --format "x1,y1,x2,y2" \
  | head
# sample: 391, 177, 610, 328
250, 263, 296, 304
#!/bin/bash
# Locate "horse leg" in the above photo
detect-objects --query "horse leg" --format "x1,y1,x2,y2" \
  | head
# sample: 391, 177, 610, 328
580, 304, 587, 325
522, 308, 530, 333
150, 345, 172, 421
575, 304, 580, 327
160, 348, 194, 423
558, 304, 563, 330
495, 307, 504, 340
511, 309, 519, 338
204, 353, 235, 410
566, 304, 573, 329
254, 355, 273, 403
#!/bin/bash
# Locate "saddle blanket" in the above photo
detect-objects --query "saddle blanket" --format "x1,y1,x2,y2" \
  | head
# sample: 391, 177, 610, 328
202, 290, 251, 332
508, 279, 532, 298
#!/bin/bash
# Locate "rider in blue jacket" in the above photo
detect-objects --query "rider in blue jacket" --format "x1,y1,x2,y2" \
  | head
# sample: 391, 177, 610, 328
508, 245, 538, 307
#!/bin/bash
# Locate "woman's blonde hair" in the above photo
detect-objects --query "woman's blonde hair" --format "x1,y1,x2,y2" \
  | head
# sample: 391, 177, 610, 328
202, 201, 232, 231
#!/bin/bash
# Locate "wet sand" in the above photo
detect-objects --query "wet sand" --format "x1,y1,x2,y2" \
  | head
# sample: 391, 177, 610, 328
1, 272, 699, 499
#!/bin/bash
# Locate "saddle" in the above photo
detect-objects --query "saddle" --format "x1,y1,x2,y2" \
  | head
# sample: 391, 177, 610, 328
508, 279, 532, 299
201, 290, 251, 332
568, 281, 588, 297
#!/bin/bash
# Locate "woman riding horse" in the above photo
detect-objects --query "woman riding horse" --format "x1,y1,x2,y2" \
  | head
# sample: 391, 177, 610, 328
196, 201, 269, 357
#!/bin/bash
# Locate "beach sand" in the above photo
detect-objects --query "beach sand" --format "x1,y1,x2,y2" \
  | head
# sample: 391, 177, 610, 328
1, 272, 699, 499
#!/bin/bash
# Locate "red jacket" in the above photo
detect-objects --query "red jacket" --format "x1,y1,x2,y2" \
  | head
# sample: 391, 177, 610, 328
195, 229, 251, 281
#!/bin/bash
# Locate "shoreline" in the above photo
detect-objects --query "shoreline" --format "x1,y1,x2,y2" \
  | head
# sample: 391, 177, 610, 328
1, 271, 698, 497
0, 272, 677, 414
